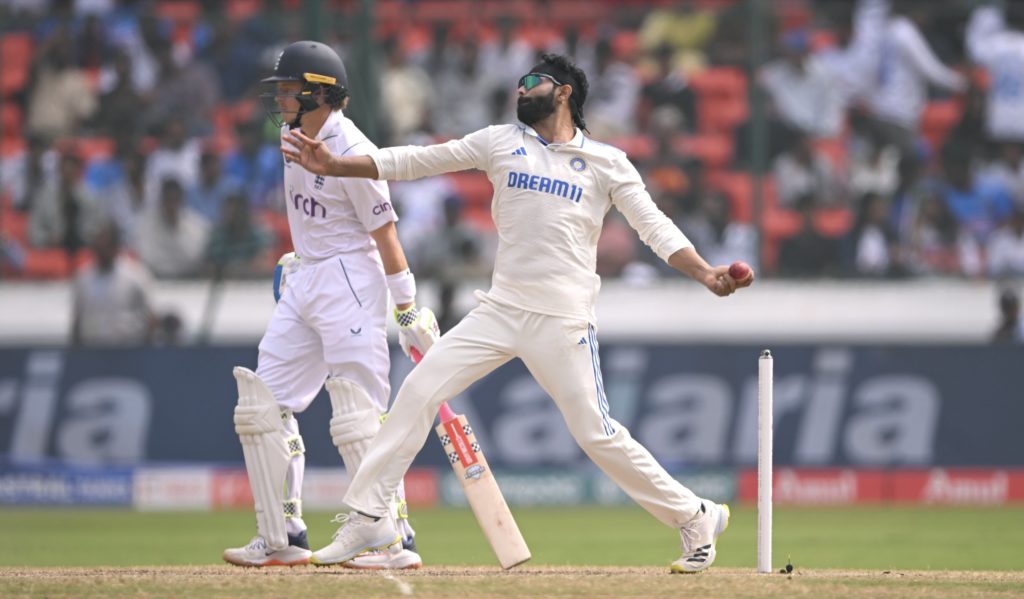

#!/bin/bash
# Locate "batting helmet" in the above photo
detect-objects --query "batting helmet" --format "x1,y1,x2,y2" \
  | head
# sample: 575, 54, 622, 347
260, 41, 349, 128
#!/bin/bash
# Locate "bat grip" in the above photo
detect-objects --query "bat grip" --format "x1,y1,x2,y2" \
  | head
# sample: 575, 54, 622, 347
408, 347, 457, 423
438, 402, 457, 423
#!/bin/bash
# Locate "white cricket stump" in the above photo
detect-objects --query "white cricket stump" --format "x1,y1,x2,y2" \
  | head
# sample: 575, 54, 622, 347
757, 349, 774, 574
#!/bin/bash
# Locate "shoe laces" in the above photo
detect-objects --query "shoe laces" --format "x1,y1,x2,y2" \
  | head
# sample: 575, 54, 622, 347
246, 536, 267, 551
329, 511, 374, 542
680, 523, 700, 554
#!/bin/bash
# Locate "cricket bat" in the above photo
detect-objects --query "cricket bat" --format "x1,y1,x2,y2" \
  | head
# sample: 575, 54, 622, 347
409, 348, 531, 569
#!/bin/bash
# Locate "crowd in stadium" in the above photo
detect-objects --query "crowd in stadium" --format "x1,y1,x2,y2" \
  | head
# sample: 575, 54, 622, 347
1, 0, 1023, 286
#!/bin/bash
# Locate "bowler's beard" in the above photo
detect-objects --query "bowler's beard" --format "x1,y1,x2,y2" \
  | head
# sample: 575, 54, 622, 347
517, 89, 557, 126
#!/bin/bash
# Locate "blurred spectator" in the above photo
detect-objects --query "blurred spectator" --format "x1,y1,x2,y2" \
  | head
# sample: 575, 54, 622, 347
585, 37, 641, 139
639, 43, 697, 133
638, 4, 716, 66
205, 191, 272, 278
816, 0, 889, 106
758, 29, 844, 139
206, 21, 265, 102
389, 169, 457, 266
432, 37, 490, 138
28, 149, 102, 256
94, 149, 148, 247
545, 27, 596, 77
938, 149, 1014, 244
864, 2, 965, 178
774, 135, 844, 208
101, 9, 161, 95
849, 131, 901, 199
0, 134, 57, 212
851, 192, 902, 277
144, 42, 221, 136
144, 118, 200, 207
136, 178, 211, 278
188, 149, 236, 223
903, 193, 979, 276
480, 17, 534, 104
979, 143, 1024, 210
992, 287, 1023, 343
987, 209, 1024, 278
777, 195, 842, 277
966, 4, 1024, 143
93, 49, 145, 136
25, 28, 98, 141
682, 189, 758, 273
71, 220, 157, 346
76, 13, 108, 70
380, 37, 434, 145
417, 196, 490, 330
222, 119, 282, 209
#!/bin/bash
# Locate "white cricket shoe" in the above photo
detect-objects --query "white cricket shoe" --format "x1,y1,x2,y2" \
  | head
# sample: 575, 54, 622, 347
671, 501, 731, 574
344, 546, 423, 570
222, 532, 312, 567
311, 511, 401, 566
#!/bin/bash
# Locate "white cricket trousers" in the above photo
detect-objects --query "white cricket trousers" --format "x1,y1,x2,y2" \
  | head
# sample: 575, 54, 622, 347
345, 294, 703, 529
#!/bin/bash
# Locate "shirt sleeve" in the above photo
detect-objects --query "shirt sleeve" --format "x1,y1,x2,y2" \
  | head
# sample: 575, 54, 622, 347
896, 18, 965, 91
607, 154, 692, 262
338, 139, 398, 232
370, 126, 494, 181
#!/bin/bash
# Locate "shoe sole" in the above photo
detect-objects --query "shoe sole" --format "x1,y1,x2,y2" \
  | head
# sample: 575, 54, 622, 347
223, 556, 311, 567
342, 549, 423, 570
310, 536, 403, 567
341, 561, 423, 570
670, 503, 730, 575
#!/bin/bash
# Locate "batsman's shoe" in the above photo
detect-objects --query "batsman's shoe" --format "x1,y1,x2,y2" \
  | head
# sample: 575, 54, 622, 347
311, 511, 401, 566
671, 501, 730, 574
222, 531, 312, 567
343, 545, 423, 570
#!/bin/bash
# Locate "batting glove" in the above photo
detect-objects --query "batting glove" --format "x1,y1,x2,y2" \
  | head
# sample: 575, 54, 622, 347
272, 252, 301, 303
395, 305, 440, 360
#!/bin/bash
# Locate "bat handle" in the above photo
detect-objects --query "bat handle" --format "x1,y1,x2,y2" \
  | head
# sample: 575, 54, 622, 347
408, 346, 457, 423
438, 402, 457, 423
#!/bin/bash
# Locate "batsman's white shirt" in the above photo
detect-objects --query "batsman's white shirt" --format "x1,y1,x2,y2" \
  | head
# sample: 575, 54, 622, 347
257, 109, 397, 412
345, 125, 704, 529
372, 124, 692, 323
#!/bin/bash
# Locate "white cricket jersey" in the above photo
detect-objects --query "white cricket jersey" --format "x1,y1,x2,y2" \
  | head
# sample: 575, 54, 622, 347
869, 16, 965, 129
967, 7, 1024, 141
371, 124, 691, 322
282, 110, 397, 262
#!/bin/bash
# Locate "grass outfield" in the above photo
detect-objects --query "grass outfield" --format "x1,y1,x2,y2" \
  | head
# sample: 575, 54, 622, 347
1, 506, 1022, 597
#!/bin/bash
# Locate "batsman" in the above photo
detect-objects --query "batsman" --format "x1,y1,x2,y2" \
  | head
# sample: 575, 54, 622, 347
223, 41, 439, 570
283, 53, 754, 573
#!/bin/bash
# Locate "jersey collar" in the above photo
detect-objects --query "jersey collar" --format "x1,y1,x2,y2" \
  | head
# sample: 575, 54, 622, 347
520, 124, 585, 148
316, 108, 345, 142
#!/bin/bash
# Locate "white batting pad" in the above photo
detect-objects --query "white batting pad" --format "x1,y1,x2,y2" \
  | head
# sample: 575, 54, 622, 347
325, 377, 381, 476
233, 366, 291, 550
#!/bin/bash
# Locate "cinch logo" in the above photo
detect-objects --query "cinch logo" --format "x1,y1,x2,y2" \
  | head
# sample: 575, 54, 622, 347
507, 171, 583, 203
372, 202, 392, 215
292, 193, 326, 218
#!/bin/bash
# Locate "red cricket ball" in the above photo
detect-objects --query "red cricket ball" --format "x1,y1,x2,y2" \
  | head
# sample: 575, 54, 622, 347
729, 261, 752, 281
